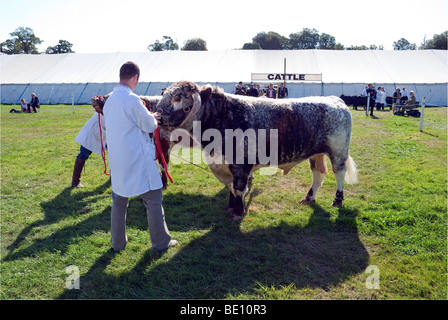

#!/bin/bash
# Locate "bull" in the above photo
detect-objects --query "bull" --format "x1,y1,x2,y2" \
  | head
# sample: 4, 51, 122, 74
156, 81, 358, 220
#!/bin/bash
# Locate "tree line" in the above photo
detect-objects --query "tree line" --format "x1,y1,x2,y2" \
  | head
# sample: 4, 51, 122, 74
1, 26, 446, 55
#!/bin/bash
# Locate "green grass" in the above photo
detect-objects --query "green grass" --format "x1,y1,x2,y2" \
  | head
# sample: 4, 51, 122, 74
1, 104, 446, 300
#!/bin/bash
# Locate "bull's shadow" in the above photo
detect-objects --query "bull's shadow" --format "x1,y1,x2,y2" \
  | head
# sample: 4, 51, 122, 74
59, 187, 369, 299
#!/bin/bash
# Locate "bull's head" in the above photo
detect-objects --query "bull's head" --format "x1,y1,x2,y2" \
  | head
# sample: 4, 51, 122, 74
156, 81, 212, 128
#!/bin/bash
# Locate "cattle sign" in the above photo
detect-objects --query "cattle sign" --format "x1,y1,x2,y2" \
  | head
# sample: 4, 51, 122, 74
251, 73, 322, 82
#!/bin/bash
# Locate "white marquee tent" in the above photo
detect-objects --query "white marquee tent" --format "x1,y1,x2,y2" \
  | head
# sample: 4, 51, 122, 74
1, 50, 447, 106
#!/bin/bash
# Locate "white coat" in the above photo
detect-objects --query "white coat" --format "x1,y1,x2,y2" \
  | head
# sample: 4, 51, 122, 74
381, 90, 387, 104
375, 90, 383, 103
103, 84, 162, 197
75, 113, 106, 156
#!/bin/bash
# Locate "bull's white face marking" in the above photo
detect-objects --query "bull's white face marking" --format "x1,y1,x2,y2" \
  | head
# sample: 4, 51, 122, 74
171, 95, 185, 111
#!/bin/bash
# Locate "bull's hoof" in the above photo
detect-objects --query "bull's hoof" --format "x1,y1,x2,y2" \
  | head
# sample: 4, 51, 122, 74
300, 197, 315, 205
225, 206, 234, 213
332, 199, 343, 207
230, 213, 244, 221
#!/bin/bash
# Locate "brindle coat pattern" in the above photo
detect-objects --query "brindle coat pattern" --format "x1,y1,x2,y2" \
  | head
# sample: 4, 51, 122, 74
157, 81, 357, 219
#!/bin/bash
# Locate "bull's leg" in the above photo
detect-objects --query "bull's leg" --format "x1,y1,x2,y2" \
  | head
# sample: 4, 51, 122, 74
230, 179, 249, 220
231, 194, 246, 220
228, 165, 252, 220
301, 155, 328, 204
226, 191, 236, 213
330, 155, 348, 207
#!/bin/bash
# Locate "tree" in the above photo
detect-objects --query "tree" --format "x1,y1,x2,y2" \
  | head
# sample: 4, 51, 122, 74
287, 28, 320, 49
346, 45, 370, 50
420, 31, 447, 50
252, 32, 284, 50
182, 38, 207, 51
393, 38, 417, 50
318, 33, 336, 49
45, 40, 74, 54
147, 36, 179, 51
0, 27, 42, 54
242, 42, 262, 50
369, 44, 384, 50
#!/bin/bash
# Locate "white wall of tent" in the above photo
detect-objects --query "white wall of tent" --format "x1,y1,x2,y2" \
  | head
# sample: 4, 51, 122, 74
1, 50, 446, 106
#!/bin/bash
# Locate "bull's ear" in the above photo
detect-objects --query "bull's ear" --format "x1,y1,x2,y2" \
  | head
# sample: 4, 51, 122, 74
200, 85, 212, 103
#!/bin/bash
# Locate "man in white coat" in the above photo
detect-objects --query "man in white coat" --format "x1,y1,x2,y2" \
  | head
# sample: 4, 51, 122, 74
103, 61, 177, 252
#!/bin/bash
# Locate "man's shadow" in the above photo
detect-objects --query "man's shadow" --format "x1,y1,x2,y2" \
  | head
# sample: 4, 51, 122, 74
59, 187, 369, 299
4, 179, 112, 261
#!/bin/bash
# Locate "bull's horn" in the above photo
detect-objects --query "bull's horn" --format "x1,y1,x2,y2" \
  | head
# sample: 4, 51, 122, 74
180, 91, 201, 126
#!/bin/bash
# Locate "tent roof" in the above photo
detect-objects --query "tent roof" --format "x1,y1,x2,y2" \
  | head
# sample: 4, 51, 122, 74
1, 50, 447, 85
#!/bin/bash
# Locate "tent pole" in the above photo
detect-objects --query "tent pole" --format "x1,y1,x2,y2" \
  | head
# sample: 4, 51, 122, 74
71, 91, 75, 114
284, 58, 286, 90
76, 83, 89, 105
419, 97, 426, 132
321, 78, 324, 96
144, 82, 151, 96
17, 83, 30, 105
366, 93, 370, 116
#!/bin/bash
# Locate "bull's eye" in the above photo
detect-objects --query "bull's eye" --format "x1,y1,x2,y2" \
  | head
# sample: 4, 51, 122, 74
172, 96, 181, 103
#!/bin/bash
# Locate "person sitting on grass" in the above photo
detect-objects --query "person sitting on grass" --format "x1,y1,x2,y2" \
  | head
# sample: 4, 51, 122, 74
9, 98, 28, 113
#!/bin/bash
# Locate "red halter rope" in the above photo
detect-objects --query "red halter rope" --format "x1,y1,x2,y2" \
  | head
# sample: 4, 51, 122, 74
98, 112, 110, 175
154, 127, 173, 184
97, 98, 172, 184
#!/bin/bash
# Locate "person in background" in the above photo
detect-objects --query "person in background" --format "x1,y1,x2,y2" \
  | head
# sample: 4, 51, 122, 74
235, 81, 246, 95
266, 83, 276, 99
256, 84, 264, 97
401, 90, 417, 112
361, 85, 368, 96
375, 86, 384, 111
103, 61, 177, 252
28, 93, 40, 113
392, 88, 402, 114
247, 84, 259, 97
21, 98, 28, 112
366, 83, 377, 116
381, 87, 387, 110
400, 87, 408, 105
9, 98, 27, 113
277, 83, 288, 98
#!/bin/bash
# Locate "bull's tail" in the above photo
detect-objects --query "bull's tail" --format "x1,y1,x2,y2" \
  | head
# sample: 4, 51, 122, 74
345, 155, 358, 184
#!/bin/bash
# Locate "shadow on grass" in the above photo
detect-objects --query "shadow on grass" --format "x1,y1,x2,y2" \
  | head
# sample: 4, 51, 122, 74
4, 179, 112, 261
56, 187, 368, 299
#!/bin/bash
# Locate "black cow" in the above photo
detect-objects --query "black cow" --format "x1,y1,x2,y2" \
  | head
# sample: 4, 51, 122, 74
157, 81, 358, 220
340, 95, 376, 110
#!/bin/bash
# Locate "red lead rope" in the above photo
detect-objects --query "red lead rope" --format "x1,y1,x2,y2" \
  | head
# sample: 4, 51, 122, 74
98, 112, 110, 175
98, 112, 172, 183
154, 127, 173, 183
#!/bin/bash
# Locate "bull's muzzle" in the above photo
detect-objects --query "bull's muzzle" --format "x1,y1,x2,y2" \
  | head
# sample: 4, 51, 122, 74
157, 108, 171, 126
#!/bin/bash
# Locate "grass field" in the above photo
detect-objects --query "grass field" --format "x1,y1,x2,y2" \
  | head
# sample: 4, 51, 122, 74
1, 104, 446, 300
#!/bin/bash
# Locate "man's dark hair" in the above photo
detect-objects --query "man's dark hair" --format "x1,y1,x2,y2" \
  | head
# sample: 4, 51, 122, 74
119, 61, 140, 80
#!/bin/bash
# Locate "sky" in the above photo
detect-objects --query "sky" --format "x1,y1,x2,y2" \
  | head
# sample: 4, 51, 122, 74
1, 0, 447, 53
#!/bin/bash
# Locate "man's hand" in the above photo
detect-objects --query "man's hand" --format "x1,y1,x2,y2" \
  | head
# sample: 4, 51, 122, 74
151, 112, 162, 120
